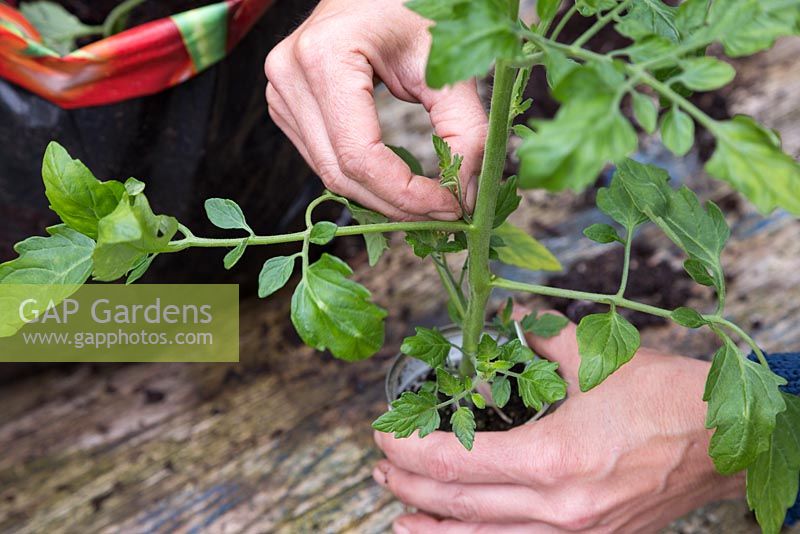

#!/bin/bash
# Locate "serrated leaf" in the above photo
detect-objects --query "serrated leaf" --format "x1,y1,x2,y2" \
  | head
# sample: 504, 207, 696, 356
223, 240, 248, 270
0, 225, 95, 337
703, 338, 786, 473
677, 57, 735, 91
92, 192, 178, 282
476, 334, 500, 361
471, 393, 487, 409
309, 221, 337, 245
291, 254, 386, 361
492, 222, 561, 271
597, 169, 649, 230
577, 311, 640, 391
517, 360, 567, 410
451, 406, 476, 450
712, 0, 799, 57
388, 145, 425, 175
632, 92, 658, 134
675, 0, 709, 38
583, 223, 623, 244
521, 313, 570, 338
660, 107, 694, 156
258, 256, 296, 298
519, 65, 637, 191
670, 307, 708, 328
41, 142, 125, 240
348, 203, 390, 267
746, 393, 800, 534
491, 376, 511, 408
706, 115, 800, 216
401, 327, 452, 368
372, 391, 439, 439
420, 0, 521, 88
498, 339, 535, 364
436, 367, 464, 396
493, 176, 521, 228
204, 198, 253, 233
615, 0, 680, 42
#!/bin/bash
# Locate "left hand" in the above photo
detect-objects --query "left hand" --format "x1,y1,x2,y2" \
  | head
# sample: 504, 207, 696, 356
373, 311, 745, 533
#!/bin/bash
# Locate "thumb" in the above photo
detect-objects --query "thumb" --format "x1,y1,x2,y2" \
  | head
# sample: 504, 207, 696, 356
511, 307, 581, 387
416, 80, 488, 213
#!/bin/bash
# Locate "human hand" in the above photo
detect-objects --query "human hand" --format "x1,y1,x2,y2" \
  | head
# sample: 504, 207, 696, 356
264, 0, 487, 221
373, 311, 745, 533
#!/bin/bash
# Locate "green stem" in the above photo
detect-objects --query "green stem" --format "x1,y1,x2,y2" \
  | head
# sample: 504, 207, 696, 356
164, 221, 470, 252
433, 254, 467, 319
616, 228, 633, 297
636, 71, 719, 133
708, 317, 768, 367
102, 0, 147, 37
462, 60, 518, 377
572, 0, 632, 48
550, 4, 578, 41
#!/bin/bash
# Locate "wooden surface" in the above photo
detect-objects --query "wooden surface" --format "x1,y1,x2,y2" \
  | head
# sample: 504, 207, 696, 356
2, 39, 800, 534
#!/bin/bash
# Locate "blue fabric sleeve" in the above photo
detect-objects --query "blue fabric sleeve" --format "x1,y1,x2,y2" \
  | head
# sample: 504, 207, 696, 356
750, 352, 800, 525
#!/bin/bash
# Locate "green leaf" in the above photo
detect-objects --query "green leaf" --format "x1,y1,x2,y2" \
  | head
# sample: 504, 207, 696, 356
660, 107, 694, 156
258, 256, 296, 298
0, 225, 95, 337
420, 0, 521, 88
521, 313, 569, 338
41, 142, 125, 240
498, 339, 535, 364
684, 258, 715, 286
125, 253, 156, 285
223, 240, 248, 270
537, 0, 561, 21
746, 393, 800, 534
576, 311, 640, 391
471, 393, 487, 409
615, 0, 680, 42
348, 203, 390, 267
583, 223, 623, 244
388, 145, 425, 175
451, 407, 476, 450
703, 338, 787, 474
542, 47, 579, 89
677, 57, 735, 91
405, 0, 462, 20
576, 0, 618, 16
309, 221, 338, 245
706, 115, 800, 216
20, 1, 99, 55
493, 176, 521, 228
670, 307, 708, 328
373, 391, 440, 439
492, 222, 561, 272
402, 327, 452, 368
491, 376, 511, 408
675, 0, 709, 38
433, 135, 464, 191
436, 368, 465, 396
477, 333, 500, 361
631, 92, 658, 134
518, 65, 637, 191
204, 198, 253, 234
517, 360, 567, 411
712, 0, 799, 57
597, 169, 649, 230
92, 192, 178, 282
124, 177, 145, 196
291, 254, 387, 361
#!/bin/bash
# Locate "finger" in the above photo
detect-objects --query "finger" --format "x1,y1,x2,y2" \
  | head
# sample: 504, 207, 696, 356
414, 80, 488, 213
374, 429, 549, 485
266, 68, 423, 220
393, 513, 559, 534
373, 461, 541, 524
512, 307, 581, 382
298, 47, 462, 219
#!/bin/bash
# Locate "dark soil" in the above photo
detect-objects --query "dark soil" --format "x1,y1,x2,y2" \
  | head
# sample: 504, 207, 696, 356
410, 364, 540, 432
545, 240, 695, 329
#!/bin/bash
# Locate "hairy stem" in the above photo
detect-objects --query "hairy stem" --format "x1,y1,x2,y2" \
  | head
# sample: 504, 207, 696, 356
616, 228, 633, 297
462, 60, 518, 377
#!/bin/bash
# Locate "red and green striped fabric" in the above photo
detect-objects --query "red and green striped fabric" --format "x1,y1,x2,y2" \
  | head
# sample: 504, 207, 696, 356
0, 0, 274, 108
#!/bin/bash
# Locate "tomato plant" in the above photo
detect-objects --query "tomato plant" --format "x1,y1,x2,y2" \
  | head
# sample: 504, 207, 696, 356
2, 0, 800, 531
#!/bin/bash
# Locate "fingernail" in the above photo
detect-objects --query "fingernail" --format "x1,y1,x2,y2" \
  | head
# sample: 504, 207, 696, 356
393, 520, 410, 534
372, 461, 390, 486
427, 211, 460, 221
